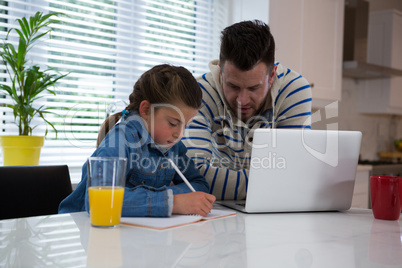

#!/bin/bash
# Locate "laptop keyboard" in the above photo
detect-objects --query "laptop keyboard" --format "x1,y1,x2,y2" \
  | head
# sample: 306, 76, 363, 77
236, 202, 246, 207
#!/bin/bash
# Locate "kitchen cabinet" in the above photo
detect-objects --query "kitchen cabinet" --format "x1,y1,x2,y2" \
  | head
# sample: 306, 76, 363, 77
269, 0, 345, 108
358, 9, 402, 115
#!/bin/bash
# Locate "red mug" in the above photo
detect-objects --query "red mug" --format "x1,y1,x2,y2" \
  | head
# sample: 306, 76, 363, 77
370, 175, 401, 221
400, 177, 402, 207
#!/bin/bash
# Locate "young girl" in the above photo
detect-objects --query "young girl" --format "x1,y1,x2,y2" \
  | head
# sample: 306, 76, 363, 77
59, 64, 215, 217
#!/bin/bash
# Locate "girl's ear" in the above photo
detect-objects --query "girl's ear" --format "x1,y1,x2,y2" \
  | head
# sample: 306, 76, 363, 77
139, 100, 151, 119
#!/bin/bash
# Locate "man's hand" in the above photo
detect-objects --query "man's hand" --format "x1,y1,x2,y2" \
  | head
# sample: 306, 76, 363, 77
172, 192, 216, 217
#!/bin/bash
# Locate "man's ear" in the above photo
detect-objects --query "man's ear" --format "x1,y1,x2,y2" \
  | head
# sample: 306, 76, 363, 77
269, 64, 277, 85
139, 100, 151, 119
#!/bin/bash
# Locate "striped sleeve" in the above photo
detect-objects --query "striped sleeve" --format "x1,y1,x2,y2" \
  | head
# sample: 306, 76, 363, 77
273, 67, 312, 129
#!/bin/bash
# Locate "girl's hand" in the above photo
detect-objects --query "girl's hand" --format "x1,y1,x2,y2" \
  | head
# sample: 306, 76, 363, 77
172, 192, 216, 217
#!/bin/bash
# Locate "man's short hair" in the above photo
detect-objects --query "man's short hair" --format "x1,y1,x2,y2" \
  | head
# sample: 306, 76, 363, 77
219, 20, 275, 72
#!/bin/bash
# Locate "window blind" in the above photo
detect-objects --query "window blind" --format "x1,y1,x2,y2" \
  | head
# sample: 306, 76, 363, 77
0, 0, 228, 183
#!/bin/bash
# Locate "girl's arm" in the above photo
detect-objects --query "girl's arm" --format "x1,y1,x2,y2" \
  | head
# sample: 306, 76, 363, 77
168, 142, 210, 194
121, 185, 173, 217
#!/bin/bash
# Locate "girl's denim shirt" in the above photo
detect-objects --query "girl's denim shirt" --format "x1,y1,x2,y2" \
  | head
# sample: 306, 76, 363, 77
58, 111, 210, 217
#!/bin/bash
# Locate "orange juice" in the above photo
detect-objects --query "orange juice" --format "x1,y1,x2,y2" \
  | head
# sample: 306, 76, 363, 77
88, 186, 125, 227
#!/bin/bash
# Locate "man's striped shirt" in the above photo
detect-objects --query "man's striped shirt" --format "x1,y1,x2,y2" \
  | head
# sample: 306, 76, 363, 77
183, 60, 312, 200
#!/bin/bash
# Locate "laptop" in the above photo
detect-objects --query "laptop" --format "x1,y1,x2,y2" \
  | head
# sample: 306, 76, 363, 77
218, 129, 362, 213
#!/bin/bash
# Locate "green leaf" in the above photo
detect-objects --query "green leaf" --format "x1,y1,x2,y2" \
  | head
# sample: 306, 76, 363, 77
22, 17, 31, 36
0, 84, 13, 95
14, 29, 26, 43
29, 31, 48, 45
17, 19, 29, 41
6, 43, 18, 59
39, 110, 58, 137
29, 14, 34, 33
16, 38, 26, 69
42, 12, 64, 22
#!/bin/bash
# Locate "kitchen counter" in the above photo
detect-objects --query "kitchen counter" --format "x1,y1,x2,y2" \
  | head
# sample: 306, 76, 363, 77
1, 207, 401, 267
378, 151, 402, 161
357, 164, 373, 172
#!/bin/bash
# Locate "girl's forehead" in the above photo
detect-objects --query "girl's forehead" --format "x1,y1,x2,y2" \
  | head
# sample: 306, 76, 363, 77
154, 103, 197, 122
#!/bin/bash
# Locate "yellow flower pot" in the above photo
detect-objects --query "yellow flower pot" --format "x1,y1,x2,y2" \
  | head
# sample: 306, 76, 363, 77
0, 135, 44, 166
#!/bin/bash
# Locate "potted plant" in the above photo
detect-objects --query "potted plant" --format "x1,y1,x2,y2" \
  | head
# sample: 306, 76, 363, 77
0, 12, 68, 166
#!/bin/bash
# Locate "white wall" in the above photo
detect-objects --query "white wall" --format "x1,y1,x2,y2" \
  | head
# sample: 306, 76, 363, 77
228, 0, 269, 24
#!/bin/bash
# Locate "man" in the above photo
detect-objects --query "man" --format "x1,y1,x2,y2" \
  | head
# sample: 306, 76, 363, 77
182, 20, 312, 200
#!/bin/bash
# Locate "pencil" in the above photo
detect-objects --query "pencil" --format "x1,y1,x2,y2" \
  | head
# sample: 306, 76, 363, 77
167, 158, 196, 192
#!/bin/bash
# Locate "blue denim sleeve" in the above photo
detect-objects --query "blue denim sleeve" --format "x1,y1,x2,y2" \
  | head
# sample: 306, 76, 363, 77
121, 186, 173, 217
168, 142, 210, 194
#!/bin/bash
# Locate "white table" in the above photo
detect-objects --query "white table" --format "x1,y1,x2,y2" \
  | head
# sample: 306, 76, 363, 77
0, 207, 401, 267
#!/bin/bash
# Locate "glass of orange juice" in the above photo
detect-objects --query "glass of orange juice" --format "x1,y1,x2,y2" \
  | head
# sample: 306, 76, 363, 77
87, 157, 127, 228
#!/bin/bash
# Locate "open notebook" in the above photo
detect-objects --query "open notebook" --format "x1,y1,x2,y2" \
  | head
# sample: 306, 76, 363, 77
121, 208, 236, 230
